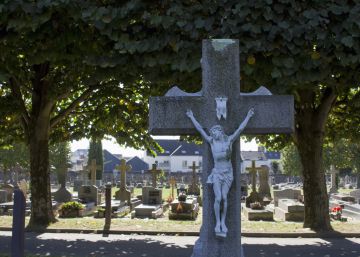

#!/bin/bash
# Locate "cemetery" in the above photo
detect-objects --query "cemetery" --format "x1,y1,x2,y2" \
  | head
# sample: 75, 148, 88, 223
1, 2, 360, 257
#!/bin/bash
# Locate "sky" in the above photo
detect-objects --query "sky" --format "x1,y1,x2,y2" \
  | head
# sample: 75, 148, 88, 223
70, 136, 259, 158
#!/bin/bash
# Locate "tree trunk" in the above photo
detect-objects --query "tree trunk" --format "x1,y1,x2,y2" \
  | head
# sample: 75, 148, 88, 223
27, 63, 56, 228
294, 88, 337, 232
28, 129, 55, 228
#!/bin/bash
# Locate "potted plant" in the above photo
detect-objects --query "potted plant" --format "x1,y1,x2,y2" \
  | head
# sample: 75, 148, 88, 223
59, 201, 84, 218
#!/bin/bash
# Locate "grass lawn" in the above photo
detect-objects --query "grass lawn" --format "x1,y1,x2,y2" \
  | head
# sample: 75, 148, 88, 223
1, 208, 359, 233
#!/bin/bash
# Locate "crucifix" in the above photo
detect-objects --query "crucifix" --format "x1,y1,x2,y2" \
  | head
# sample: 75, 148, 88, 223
169, 176, 176, 199
147, 163, 162, 188
149, 39, 294, 257
115, 159, 132, 190
88, 159, 101, 186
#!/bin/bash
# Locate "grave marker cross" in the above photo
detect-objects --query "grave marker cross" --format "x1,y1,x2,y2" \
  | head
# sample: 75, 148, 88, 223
246, 160, 263, 193
149, 39, 294, 257
147, 163, 162, 188
169, 176, 176, 199
116, 159, 132, 190
88, 159, 101, 186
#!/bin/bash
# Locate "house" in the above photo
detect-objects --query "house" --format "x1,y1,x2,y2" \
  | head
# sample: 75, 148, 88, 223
143, 140, 202, 173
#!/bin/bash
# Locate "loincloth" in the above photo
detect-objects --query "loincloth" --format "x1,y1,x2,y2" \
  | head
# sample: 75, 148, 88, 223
207, 168, 233, 188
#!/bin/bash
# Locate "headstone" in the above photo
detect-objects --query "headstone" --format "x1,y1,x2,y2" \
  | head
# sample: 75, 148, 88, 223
0, 190, 7, 203
73, 180, 83, 192
11, 187, 25, 257
328, 165, 339, 194
273, 188, 302, 206
149, 39, 294, 257
53, 168, 72, 203
88, 159, 101, 186
114, 159, 132, 205
147, 163, 161, 188
78, 185, 101, 205
350, 189, 360, 203
258, 165, 271, 200
245, 161, 263, 207
142, 186, 162, 205
0, 184, 14, 202
274, 199, 304, 221
17, 180, 28, 199
169, 195, 200, 220
188, 161, 201, 196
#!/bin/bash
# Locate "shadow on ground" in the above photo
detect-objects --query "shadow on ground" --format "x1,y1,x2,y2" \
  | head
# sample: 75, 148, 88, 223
0, 233, 359, 257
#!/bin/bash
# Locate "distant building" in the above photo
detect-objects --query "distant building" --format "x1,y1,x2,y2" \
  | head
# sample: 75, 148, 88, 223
143, 140, 202, 173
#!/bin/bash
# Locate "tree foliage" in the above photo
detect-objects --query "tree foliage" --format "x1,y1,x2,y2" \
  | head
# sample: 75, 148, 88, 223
49, 142, 71, 183
281, 143, 302, 176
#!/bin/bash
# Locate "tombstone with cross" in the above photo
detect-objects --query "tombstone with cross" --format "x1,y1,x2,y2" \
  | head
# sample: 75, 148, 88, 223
169, 176, 177, 200
147, 163, 162, 188
188, 161, 201, 196
149, 39, 293, 257
245, 160, 264, 207
114, 159, 132, 205
328, 165, 339, 194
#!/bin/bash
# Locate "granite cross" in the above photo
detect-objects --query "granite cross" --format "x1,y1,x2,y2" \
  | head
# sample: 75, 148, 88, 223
246, 160, 263, 194
147, 163, 161, 188
149, 39, 294, 257
116, 159, 132, 190
88, 159, 101, 186
169, 176, 176, 199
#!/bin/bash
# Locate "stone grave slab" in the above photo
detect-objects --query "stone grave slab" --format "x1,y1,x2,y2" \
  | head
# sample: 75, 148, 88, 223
350, 189, 360, 203
169, 196, 199, 220
331, 193, 356, 203
243, 207, 273, 221
273, 188, 302, 206
274, 199, 304, 222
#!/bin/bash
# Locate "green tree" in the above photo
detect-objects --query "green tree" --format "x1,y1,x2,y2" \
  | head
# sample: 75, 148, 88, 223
87, 139, 103, 181
49, 142, 71, 186
0, 143, 29, 182
270, 161, 281, 175
281, 144, 302, 177
0, 1, 157, 227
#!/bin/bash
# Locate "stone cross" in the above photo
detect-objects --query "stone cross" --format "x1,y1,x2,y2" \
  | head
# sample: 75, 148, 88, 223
149, 39, 293, 257
147, 163, 162, 188
246, 161, 263, 193
329, 165, 339, 194
188, 161, 201, 195
169, 176, 176, 199
88, 159, 101, 185
116, 159, 132, 190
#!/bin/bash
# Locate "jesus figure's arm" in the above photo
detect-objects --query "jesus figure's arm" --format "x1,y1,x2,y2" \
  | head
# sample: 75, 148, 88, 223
186, 109, 212, 143
229, 108, 254, 143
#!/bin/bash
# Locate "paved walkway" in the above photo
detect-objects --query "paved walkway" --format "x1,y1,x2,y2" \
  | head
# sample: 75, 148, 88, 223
1, 231, 360, 257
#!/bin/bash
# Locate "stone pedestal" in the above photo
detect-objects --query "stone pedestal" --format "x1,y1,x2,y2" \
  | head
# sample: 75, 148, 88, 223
274, 199, 304, 222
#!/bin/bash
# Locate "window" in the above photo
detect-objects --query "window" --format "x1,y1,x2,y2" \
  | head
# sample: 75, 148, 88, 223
181, 150, 186, 154
182, 160, 188, 168
195, 151, 199, 154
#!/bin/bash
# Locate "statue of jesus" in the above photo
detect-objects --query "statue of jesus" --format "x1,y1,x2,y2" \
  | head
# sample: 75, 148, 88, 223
186, 108, 254, 236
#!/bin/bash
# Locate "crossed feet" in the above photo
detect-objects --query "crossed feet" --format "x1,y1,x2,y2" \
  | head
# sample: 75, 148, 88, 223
215, 222, 228, 238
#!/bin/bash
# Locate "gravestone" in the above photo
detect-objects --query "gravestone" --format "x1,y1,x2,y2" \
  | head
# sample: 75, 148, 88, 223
78, 185, 101, 205
73, 180, 83, 192
258, 165, 271, 200
149, 39, 293, 257
1, 184, 14, 202
245, 161, 263, 207
134, 186, 163, 218
350, 189, 360, 204
142, 186, 162, 205
273, 188, 302, 206
114, 159, 132, 205
188, 161, 201, 196
147, 163, 162, 188
53, 165, 72, 203
88, 159, 101, 186
0, 190, 7, 203
328, 165, 339, 194
11, 187, 26, 257
274, 198, 304, 221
